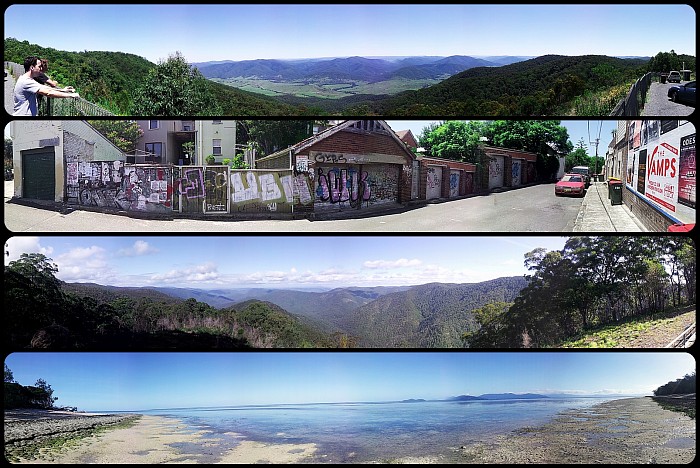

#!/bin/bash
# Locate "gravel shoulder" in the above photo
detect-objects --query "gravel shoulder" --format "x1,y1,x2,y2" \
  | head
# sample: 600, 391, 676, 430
457, 397, 695, 464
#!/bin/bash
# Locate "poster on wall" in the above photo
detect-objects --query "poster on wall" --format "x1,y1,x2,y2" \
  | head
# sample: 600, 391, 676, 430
678, 133, 696, 209
626, 121, 696, 224
636, 149, 646, 195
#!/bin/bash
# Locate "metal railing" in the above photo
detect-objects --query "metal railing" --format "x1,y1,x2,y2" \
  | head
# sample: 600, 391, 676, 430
44, 96, 115, 116
666, 322, 696, 348
610, 72, 654, 116
6, 60, 114, 116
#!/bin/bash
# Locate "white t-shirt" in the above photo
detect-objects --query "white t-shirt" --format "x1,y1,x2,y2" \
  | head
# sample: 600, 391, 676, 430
13, 75, 45, 116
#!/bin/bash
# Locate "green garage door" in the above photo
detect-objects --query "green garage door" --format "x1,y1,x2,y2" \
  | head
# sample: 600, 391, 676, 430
22, 148, 56, 200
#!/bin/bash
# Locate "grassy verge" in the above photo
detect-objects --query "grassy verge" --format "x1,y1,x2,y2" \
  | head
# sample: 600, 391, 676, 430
559, 305, 695, 348
4, 415, 141, 462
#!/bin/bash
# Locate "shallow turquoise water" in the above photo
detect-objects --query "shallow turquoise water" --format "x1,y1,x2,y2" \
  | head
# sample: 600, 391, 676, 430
141, 398, 617, 462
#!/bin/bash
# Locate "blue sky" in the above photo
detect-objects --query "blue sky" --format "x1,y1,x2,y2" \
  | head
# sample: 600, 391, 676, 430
385, 120, 619, 156
4, 236, 569, 288
4, 352, 695, 411
4, 5, 695, 63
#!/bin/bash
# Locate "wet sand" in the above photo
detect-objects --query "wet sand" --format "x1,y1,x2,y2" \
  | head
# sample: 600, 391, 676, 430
457, 397, 695, 464
6, 414, 317, 464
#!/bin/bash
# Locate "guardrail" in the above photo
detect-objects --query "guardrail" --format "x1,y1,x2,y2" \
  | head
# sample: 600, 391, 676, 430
610, 72, 654, 116
45, 96, 115, 116
6, 60, 114, 116
666, 321, 696, 348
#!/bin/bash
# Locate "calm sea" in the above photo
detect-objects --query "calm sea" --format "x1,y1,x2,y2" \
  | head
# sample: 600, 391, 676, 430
140, 397, 617, 463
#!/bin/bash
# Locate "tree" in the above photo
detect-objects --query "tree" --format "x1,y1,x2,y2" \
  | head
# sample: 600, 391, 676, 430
131, 51, 221, 116
4, 364, 14, 383
483, 120, 573, 155
566, 143, 591, 171
4, 137, 12, 169
33, 378, 58, 408
418, 120, 486, 162
87, 120, 143, 152
240, 120, 314, 156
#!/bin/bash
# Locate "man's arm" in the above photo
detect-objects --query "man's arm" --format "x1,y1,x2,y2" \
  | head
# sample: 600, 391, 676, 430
37, 85, 79, 99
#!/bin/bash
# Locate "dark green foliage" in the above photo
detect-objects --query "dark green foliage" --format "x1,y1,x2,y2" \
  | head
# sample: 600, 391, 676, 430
345, 277, 528, 347
239, 120, 315, 156
647, 50, 695, 73
4, 37, 155, 114
3, 38, 304, 116
653, 372, 696, 396
227, 301, 332, 348
348, 55, 650, 116
477, 237, 697, 348
4, 381, 56, 409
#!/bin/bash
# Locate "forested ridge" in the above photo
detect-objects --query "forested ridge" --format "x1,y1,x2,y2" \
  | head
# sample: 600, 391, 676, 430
4, 38, 301, 115
5, 237, 694, 349
9, 40, 687, 117
464, 237, 696, 348
353, 55, 650, 115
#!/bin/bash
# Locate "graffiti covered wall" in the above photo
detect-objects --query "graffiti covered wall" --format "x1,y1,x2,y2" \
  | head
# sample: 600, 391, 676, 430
65, 162, 172, 213
488, 155, 504, 189
230, 170, 297, 214
314, 163, 400, 211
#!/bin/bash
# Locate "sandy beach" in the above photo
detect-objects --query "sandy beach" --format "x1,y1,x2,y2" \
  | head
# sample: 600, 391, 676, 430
5, 412, 318, 464
5, 397, 694, 464
457, 397, 695, 464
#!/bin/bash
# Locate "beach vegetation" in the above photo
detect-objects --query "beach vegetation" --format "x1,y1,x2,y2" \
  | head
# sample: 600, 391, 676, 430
4, 415, 141, 463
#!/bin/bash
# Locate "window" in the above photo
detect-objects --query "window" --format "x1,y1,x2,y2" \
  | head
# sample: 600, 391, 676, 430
145, 142, 163, 163
148, 120, 159, 130
212, 139, 222, 156
212, 120, 222, 125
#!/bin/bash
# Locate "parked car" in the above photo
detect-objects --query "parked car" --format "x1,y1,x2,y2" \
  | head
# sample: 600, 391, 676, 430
569, 166, 591, 187
667, 71, 682, 83
555, 174, 586, 197
668, 81, 696, 106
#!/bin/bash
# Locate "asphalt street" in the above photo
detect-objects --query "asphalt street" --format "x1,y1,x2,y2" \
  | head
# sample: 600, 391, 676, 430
4, 181, 646, 233
641, 81, 694, 117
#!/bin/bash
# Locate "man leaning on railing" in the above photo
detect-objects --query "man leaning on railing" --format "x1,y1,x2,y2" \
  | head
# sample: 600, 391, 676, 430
13, 56, 80, 116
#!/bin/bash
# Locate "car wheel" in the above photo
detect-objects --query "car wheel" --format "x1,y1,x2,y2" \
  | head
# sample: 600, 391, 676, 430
670, 91, 678, 102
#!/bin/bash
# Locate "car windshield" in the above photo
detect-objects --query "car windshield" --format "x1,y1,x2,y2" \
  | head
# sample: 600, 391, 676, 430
562, 175, 582, 182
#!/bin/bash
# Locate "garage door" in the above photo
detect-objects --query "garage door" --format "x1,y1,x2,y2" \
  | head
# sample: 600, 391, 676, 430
426, 166, 442, 200
22, 148, 55, 200
512, 160, 522, 186
488, 155, 504, 189
449, 170, 460, 197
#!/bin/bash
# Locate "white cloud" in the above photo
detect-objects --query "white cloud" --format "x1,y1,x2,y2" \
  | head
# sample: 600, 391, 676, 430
117, 240, 158, 257
363, 258, 423, 269
150, 262, 219, 284
4, 237, 53, 265
54, 246, 117, 284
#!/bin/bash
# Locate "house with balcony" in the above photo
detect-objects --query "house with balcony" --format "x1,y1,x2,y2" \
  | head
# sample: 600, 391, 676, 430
133, 120, 237, 165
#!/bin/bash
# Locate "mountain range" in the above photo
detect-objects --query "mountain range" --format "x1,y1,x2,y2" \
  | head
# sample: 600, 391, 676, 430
62, 276, 528, 348
194, 55, 525, 82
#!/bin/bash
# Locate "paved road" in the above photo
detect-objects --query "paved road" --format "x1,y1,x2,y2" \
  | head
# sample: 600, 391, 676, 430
641, 81, 694, 117
4, 182, 583, 232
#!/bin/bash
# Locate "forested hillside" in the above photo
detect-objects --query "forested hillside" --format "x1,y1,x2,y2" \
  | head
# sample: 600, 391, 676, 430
4, 38, 301, 115
345, 277, 528, 347
349, 55, 649, 116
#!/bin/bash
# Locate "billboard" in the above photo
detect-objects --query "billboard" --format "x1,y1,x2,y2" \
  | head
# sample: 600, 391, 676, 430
626, 120, 695, 223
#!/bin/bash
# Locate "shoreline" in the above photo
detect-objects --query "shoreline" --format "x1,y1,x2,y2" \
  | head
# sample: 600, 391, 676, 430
4, 412, 319, 464
4, 397, 695, 464
456, 397, 695, 464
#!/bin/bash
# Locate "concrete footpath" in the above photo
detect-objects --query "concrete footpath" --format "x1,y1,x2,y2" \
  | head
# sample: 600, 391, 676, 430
573, 181, 647, 232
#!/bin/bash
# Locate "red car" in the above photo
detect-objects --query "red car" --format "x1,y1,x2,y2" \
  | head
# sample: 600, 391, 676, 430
555, 174, 586, 197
